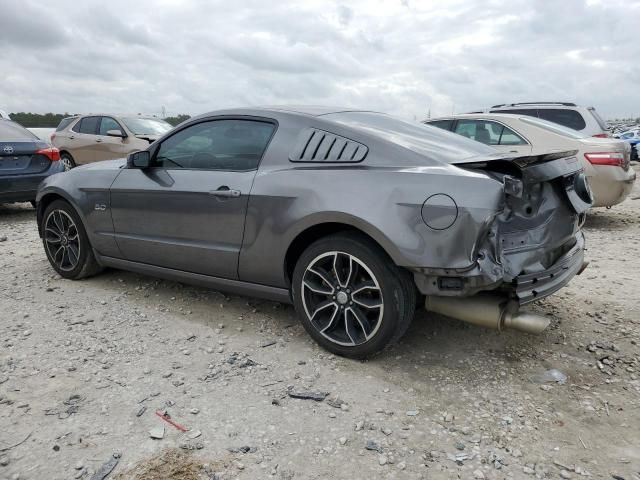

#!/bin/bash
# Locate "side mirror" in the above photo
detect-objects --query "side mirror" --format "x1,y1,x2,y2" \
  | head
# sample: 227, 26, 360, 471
127, 150, 151, 169
106, 129, 126, 138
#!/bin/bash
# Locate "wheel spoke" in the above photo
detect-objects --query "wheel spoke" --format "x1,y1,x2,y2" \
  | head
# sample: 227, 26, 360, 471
333, 253, 353, 288
67, 244, 79, 266
352, 296, 383, 310
303, 278, 333, 296
343, 309, 357, 344
348, 306, 373, 338
52, 212, 65, 232
307, 267, 335, 294
319, 304, 340, 333
351, 281, 380, 296
45, 228, 61, 244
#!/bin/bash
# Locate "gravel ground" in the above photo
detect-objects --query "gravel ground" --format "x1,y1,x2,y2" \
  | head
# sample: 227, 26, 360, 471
1, 167, 639, 480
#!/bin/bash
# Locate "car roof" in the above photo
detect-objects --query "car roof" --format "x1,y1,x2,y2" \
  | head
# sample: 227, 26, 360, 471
74, 113, 165, 119
489, 102, 579, 108
426, 113, 526, 122
194, 105, 381, 119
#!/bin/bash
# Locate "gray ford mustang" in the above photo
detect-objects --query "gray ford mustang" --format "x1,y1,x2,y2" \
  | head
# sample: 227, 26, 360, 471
36, 106, 591, 358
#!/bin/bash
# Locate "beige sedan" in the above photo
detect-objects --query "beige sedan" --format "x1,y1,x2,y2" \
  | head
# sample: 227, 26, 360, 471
425, 113, 635, 207
51, 114, 173, 169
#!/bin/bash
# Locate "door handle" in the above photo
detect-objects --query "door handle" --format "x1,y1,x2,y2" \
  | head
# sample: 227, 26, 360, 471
96, 139, 103, 143
209, 186, 241, 198
69, 135, 75, 140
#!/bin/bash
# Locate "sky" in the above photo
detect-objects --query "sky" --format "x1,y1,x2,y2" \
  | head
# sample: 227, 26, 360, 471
0, 0, 638, 120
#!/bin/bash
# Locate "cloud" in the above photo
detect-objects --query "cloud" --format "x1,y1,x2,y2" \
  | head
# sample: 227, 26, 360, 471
0, 0, 638, 119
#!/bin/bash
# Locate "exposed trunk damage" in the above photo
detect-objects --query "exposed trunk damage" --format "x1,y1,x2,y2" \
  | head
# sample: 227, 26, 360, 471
416, 152, 591, 319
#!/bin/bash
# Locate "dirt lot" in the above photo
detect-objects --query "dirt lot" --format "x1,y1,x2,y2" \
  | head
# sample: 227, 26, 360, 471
1, 168, 639, 480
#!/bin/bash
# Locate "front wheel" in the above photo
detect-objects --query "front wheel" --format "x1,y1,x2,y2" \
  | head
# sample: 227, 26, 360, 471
41, 200, 102, 279
292, 233, 416, 359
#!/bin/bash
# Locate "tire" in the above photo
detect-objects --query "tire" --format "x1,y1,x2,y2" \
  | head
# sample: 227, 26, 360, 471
41, 199, 102, 279
292, 232, 416, 359
61, 153, 76, 171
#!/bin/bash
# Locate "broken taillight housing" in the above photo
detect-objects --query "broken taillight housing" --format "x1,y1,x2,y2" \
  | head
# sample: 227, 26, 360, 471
584, 152, 625, 168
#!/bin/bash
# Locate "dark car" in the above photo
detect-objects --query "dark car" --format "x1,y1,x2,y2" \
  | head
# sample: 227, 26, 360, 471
36, 107, 591, 358
0, 119, 64, 205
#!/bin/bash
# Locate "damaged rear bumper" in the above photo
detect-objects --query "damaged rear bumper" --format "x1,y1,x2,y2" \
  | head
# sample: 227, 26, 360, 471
514, 232, 586, 304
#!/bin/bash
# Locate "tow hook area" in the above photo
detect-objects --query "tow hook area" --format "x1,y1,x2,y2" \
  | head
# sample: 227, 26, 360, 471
425, 294, 551, 334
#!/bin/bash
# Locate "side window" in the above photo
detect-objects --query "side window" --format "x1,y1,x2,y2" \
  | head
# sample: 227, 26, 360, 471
155, 119, 275, 171
537, 109, 586, 131
99, 117, 121, 136
76, 117, 100, 135
426, 119, 454, 131
454, 120, 500, 145
71, 118, 83, 133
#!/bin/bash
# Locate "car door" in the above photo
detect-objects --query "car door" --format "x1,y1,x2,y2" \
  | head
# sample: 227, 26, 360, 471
67, 116, 100, 164
454, 119, 532, 155
94, 116, 127, 161
109, 117, 276, 279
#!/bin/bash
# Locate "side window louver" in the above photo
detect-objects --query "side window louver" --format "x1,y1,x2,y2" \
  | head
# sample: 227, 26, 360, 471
289, 128, 368, 163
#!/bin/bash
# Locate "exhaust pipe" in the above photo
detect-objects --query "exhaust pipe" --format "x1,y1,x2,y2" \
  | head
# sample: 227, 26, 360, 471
425, 294, 550, 334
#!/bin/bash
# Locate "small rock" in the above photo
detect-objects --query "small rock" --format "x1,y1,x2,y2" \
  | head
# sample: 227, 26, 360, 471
378, 455, 388, 466
339, 437, 347, 445
190, 408, 200, 415
149, 425, 165, 439
188, 430, 202, 439
406, 410, 419, 416
0, 236, 6, 242
381, 427, 392, 436
560, 471, 572, 479
473, 469, 485, 479
366, 440, 381, 452
397, 461, 406, 470
74, 461, 84, 470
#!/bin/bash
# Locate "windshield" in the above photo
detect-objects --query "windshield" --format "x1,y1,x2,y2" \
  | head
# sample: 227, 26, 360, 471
520, 116, 586, 139
121, 117, 172, 136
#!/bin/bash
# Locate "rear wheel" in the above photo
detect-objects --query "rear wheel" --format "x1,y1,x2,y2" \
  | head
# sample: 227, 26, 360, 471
41, 200, 102, 279
61, 153, 76, 171
292, 233, 416, 359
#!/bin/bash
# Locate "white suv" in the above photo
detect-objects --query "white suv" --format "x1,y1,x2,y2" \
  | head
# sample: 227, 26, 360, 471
476, 102, 609, 138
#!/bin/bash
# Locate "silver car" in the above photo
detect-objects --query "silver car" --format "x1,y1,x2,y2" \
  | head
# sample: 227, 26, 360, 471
36, 107, 591, 358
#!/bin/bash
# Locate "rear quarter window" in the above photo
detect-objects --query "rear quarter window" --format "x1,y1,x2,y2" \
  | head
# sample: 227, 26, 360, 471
537, 109, 586, 131
56, 117, 76, 131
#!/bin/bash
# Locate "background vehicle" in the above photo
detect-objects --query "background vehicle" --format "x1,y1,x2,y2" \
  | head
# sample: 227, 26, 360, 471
471, 102, 609, 138
52, 114, 173, 170
0, 119, 64, 205
425, 113, 635, 208
617, 130, 640, 161
0, 110, 10, 120
37, 107, 589, 358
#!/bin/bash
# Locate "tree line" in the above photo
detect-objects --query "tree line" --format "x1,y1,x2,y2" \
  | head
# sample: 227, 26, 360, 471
8, 112, 191, 128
